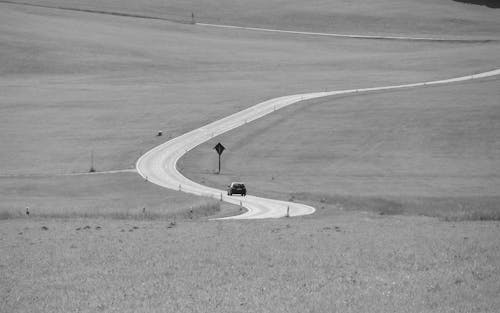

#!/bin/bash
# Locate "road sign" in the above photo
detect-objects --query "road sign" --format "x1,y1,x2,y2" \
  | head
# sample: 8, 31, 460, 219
214, 143, 225, 174
214, 142, 225, 155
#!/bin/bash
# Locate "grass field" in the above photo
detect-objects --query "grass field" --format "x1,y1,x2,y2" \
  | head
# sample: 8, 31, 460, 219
1, 0, 500, 311
2, 215, 500, 312
0, 173, 237, 220
3, 0, 500, 37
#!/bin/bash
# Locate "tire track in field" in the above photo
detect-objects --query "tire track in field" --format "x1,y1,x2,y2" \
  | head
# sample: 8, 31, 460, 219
196, 22, 497, 43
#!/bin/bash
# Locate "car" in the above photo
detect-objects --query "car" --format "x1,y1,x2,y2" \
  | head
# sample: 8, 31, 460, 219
227, 182, 246, 196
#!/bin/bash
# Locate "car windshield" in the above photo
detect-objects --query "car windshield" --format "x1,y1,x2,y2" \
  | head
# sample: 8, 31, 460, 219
233, 184, 244, 188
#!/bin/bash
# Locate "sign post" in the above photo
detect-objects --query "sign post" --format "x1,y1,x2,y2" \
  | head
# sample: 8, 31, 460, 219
89, 150, 95, 173
213, 142, 225, 174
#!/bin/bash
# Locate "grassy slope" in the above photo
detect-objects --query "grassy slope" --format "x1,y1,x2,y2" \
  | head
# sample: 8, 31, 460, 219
3, 0, 500, 37
0, 173, 237, 220
183, 79, 500, 198
1, 4, 499, 175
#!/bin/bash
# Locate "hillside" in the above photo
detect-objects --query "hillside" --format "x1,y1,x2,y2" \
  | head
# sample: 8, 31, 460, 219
2, 0, 499, 37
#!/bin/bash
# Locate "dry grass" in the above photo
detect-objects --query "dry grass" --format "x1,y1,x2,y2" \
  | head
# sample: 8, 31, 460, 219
0, 200, 221, 220
292, 193, 500, 221
1, 214, 499, 312
0, 173, 238, 222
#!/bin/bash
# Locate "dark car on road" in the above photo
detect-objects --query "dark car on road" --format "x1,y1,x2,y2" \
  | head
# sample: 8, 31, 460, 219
227, 182, 246, 196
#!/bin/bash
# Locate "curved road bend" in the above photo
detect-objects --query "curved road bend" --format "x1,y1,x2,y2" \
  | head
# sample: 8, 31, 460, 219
136, 68, 500, 220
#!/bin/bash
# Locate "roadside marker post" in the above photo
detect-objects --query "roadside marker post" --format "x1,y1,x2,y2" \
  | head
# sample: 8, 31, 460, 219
89, 150, 95, 173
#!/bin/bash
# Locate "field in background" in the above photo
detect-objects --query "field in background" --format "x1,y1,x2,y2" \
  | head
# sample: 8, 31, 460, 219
2, 4, 498, 176
2, 0, 499, 38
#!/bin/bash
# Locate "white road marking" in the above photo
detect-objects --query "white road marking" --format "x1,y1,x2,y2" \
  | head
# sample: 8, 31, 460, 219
136, 68, 500, 219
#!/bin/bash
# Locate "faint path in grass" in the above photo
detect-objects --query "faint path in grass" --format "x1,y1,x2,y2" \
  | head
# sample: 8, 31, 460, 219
196, 22, 497, 43
63, 169, 137, 176
0, 168, 136, 178
136, 69, 500, 220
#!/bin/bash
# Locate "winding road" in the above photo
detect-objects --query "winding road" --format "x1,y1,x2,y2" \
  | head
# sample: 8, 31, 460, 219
6, 0, 496, 219
136, 68, 500, 219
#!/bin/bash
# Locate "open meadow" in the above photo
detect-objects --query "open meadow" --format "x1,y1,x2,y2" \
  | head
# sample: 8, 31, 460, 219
1, 0, 499, 311
2, 0, 499, 37
2, 214, 500, 313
